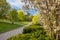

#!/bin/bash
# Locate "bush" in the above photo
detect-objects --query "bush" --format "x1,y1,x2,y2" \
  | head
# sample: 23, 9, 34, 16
17, 10, 26, 21
23, 25, 43, 34
7, 24, 51, 40
32, 13, 41, 25
25, 15, 33, 21
8, 30, 51, 40
32, 14, 38, 24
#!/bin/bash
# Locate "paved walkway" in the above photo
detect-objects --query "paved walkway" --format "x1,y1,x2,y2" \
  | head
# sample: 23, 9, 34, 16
0, 23, 32, 40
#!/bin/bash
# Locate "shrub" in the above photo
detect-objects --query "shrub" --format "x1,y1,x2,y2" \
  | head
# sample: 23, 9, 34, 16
7, 24, 51, 40
23, 25, 43, 34
25, 15, 33, 21
17, 10, 26, 21
8, 30, 51, 40
32, 13, 41, 25
32, 14, 38, 24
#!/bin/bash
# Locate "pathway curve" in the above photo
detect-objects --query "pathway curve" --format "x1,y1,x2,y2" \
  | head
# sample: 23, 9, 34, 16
0, 22, 32, 40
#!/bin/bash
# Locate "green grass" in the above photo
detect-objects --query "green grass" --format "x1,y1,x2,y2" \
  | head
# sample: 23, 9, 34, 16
0, 22, 21, 34
0, 19, 30, 34
0, 19, 30, 25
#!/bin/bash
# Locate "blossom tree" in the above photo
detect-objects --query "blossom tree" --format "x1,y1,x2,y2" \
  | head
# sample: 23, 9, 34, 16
22, 0, 60, 40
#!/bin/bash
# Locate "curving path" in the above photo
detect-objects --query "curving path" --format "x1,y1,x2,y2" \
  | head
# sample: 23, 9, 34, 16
0, 22, 32, 40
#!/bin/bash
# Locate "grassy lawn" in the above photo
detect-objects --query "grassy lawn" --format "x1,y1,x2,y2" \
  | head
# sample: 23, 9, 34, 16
0, 19, 30, 25
0, 19, 30, 34
0, 22, 20, 34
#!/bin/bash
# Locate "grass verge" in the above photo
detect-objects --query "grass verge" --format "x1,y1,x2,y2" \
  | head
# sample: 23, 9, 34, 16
0, 19, 30, 34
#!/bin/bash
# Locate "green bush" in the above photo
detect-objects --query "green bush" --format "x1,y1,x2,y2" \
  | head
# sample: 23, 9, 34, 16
23, 25, 44, 34
8, 30, 51, 40
32, 14, 38, 24
7, 25, 51, 40
17, 10, 26, 21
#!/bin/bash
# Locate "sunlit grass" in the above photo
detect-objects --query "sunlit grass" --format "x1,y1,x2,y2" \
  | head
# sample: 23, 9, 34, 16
0, 19, 30, 34
0, 22, 20, 34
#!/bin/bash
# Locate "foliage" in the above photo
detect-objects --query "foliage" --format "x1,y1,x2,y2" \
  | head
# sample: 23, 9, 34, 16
23, 24, 43, 34
25, 15, 33, 21
17, 10, 26, 21
0, 0, 10, 18
7, 9, 18, 24
32, 13, 41, 25
22, 0, 60, 39
7, 25, 51, 40
28, 15, 33, 21
32, 14, 38, 24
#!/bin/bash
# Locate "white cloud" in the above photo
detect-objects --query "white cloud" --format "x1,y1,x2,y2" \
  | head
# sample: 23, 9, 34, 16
7, 0, 25, 9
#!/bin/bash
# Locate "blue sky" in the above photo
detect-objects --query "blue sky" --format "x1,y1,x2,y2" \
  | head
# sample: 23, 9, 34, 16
7, 0, 38, 15
7, 0, 24, 9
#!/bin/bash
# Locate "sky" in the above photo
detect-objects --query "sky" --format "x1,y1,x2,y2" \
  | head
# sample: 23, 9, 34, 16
7, 0, 38, 15
7, 0, 24, 9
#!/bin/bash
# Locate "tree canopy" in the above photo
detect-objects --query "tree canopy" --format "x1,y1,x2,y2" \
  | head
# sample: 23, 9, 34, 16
17, 10, 26, 21
22, 0, 60, 40
0, 0, 10, 18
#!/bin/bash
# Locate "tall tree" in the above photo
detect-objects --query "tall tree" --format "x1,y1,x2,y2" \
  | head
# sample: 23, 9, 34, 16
22, 0, 60, 40
0, 0, 10, 18
17, 10, 26, 21
8, 9, 18, 24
